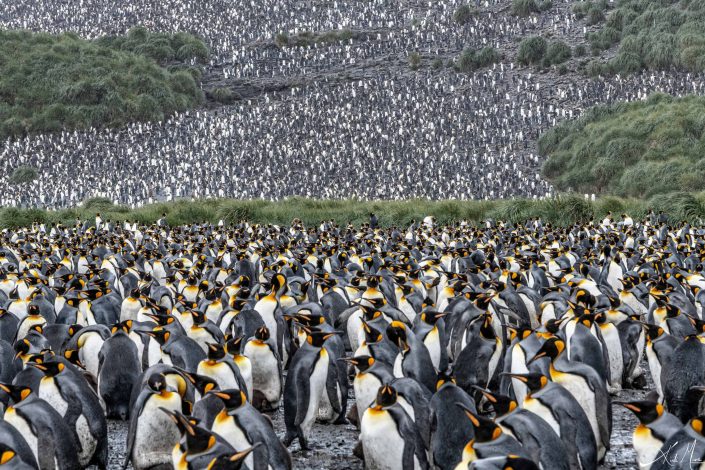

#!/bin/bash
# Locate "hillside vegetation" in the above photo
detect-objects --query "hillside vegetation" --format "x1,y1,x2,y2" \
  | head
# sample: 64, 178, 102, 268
540, 93, 705, 197
585, 0, 705, 75
0, 27, 207, 139
5, 192, 705, 229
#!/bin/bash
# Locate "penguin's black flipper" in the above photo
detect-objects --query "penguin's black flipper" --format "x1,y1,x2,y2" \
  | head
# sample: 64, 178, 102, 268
63, 397, 85, 455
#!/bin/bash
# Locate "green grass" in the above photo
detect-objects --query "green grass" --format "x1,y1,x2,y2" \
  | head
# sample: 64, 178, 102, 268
0, 27, 207, 139
6, 193, 705, 230
586, 0, 705, 75
539, 93, 705, 197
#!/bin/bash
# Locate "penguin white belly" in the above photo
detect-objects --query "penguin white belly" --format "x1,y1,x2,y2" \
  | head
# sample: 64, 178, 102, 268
399, 301, 416, 323
81, 333, 104, 378
601, 324, 624, 392
553, 373, 600, 455
39, 377, 69, 416
487, 340, 502, 387
354, 373, 382, 422
133, 393, 181, 469
361, 409, 406, 470
197, 361, 240, 390
254, 298, 278, 341
646, 345, 663, 399
397, 397, 415, 421
633, 425, 663, 470
120, 300, 141, 322
317, 379, 337, 423
234, 356, 253, 400
523, 397, 561, 437
541, 303, 556, 323
212, 413, 255, 470
4, 408, 39, 461
354, 343, 370, 357
302, 350, 329, 439
633, 331, 646, 378
244, 344, 281, 405
76, 414, 97, 467
393, 353, 404, 379
347, 310, 363, 352
423, 328, 441, 371
510, 345, 529, 406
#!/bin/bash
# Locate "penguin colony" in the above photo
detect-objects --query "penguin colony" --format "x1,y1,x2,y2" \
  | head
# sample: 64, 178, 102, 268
0, 215, 704, 469
3, 0, 705, 207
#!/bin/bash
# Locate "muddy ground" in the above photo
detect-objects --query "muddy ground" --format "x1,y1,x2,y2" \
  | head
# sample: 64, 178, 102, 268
106, 383, 645, 470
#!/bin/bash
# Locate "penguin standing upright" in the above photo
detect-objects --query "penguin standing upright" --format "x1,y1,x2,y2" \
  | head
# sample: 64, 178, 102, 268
283, 330, 333, 449
209, 389, 292, 470
123, 372, 183, 470
0, 383, 80, 470
242, 327, 282, 410
508, 373, 597, 470
386, 321, 436, 392
428, 373, 475, 470
618, 399, 682, 469
33, 359, 108, 468
662, 335, 705, 423
98, 328, 141, 420
360, 385, 429, 470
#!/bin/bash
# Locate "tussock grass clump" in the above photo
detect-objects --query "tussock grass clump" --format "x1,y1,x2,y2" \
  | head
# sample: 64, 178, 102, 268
540, 93, 705, 198
0, 28, 206, 140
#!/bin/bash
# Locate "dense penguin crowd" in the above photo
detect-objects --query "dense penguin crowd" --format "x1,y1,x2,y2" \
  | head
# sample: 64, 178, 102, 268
2, 0, 705, 207
0, 215, 705, 469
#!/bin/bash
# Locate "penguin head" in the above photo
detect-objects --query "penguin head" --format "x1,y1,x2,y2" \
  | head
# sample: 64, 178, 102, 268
457, 403, 502, 443
529, 337, 565, 363
503, 373, 548, 393
306, 329, 335, 348
618, 400, 665, 425
147, 373, 168, 393
360, 305, 383, 322
478, 313, 495, 340
691, 416, 705, 437
435, 370, 456, 391
63, 349, 85, 369
643, 323, 665, 342
209, 389, 247, 410
190, 310, 207, 326
111, 320, 133, 335
343, 355, 375, 373
385, 321, 409, 351
147, 328, 171, 346
27, 304, 40, 316
0, 383, 32, 404
205, 446, 259, 470
373, 384, 398, 409
254, 326, 270, 342
224, 336, 244, 356
30, 359, 65, 377
420, 311, 446, 325
206, 343, 227, 361
473, 387, 518, 418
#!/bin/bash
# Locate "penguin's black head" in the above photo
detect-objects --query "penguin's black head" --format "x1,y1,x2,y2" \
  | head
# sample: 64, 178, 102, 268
503, 372, 548, 393
435, 370, 456, 391
360, 305, 383, 322
530, 337, 565, 363
190, 310, 207, 325
147, 328, 171, 345
360, 321, 382, 344
306, 330, 335, 348
206, 446, 258, 470
185, 372, 218, 396
478, 313, 495, 340
111, 320, 133, 335
63, 349, 85, 369
344, 355, 375, 373
0, 444, 18, 466
254, 326, 270, 341
0, 383, 32, 404
374, 384, 397, 408
27, 304, 40, 316
688, 415, 705, 436
474, 387, 518, 417
67, 324, 83, 338
385, 322, 408, 350
294, 311, 326, 327
457, 403, 502, 443
665, 304, 681, 318
225, 336, 244, 356
209, 388, 247, 410
618, 400, 664, 425
31, 359, 65, 377
643, 323, 665, 341
420, 311, 446, 325
13, 339, 31, 359
206, 343, 226, 361
147, 373, 168, 393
